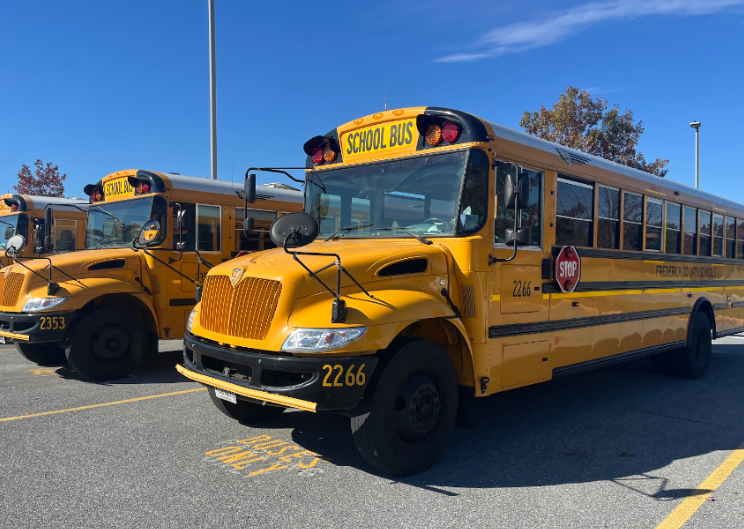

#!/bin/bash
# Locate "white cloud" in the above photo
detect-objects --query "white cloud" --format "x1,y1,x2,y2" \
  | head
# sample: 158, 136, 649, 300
435, 0, 744, 62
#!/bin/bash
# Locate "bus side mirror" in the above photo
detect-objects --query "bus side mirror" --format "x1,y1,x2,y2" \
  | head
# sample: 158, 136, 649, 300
504, 172, 530, 210
44, 235, 53, 251
135, 220, 162, 248
44, 207, 53, 228
177, 209, 191, 231
505, 227, 532, 247
4, 227, 13, 240
244, 173, 256, 204
243, 217, 254, 232
5, 234, 26, 257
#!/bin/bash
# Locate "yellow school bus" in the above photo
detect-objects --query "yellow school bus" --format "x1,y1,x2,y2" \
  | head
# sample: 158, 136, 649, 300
1, 194, 87, 266
178, 107, 744, 476
0, 170, 302, 377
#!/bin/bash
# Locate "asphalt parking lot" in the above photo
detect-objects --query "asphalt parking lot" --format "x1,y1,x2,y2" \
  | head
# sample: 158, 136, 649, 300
1, 337, 743, 529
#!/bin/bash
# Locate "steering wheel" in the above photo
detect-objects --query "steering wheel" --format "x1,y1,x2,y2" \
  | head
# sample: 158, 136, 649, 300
423, 218, 446, 225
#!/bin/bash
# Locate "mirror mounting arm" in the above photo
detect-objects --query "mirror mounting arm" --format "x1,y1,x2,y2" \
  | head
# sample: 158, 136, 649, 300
281, 230, 375, 324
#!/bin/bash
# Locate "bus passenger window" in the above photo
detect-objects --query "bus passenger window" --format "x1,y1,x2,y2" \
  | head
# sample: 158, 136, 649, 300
598, 186, 620, 249
556, 177, 593, 247
683, 207, 697, 255
738, 219, 744, 259
236, 208, 278, 252
726, 217, 736, 258
495, 162, 542, 246
197, 204, 221, 252
54, 220, 77, 251
623, 192, 643, 251
713, 214, 724, 257
173, 203, 196, 251
666, 203, 681, 254
645, 198, 663, 252
699, 211, 712, 256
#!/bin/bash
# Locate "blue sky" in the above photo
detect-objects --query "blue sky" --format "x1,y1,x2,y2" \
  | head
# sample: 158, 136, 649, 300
1, 0, 743, 200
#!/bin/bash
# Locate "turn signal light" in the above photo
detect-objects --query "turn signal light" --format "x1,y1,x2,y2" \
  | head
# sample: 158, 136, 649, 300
235, 250, 253, 258
323, 145, 337, 162
136, 182, 150, 195
425, 124, 442, 146
92, 191, 104, 202
441, 121, 461, 143
11, 204, 18, 212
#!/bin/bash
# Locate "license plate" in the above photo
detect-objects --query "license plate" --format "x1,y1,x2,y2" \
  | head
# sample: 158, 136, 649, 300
214, 388, 237, 404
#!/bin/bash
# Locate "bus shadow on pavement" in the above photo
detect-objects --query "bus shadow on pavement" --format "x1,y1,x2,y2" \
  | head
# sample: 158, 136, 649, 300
54, 349, 188, 385
283, 343, 744, 499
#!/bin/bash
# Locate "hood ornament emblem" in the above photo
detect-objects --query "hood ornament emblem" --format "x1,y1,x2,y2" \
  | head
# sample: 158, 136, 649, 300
230, 267, 243, 287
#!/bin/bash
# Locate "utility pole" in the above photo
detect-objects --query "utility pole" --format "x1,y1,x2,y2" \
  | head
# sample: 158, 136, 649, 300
209, 0, 217, 180
690, 120, 701, 189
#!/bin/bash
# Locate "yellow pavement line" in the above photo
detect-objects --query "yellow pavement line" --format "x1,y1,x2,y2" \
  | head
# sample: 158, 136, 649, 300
656, 441, 744, 529
0, 387, 206, 423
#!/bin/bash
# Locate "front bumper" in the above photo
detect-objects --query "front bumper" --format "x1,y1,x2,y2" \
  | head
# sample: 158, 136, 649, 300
180, 332, 378, 412
0, 311, 74, 343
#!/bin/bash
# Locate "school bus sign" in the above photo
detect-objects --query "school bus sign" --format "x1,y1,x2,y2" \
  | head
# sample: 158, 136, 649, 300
555, 246, 581, 293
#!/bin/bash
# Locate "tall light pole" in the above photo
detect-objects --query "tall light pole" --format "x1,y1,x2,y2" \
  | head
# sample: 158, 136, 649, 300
208, 0, 217, 180
690, 120, 701, 189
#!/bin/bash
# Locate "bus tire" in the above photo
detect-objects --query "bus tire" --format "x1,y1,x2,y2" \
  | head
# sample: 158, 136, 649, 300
65, 307, 146, 381
350, 339, 458, 476
15, 342, 66, 366
679, 314, 712, 379
208, 387, 285, 423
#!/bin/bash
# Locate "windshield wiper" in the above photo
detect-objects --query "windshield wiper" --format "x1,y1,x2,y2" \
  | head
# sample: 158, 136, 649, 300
0, 219, 13, 228
91, 204, 115, 218
376, 226, 432, 245
324, 223, 375, 241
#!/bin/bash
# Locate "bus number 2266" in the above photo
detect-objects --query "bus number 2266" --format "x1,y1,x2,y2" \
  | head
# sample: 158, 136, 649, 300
512, 280, 532, 298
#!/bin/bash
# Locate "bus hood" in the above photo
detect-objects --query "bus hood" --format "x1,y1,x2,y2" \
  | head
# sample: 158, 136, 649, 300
0, 248, 144, 312
214, 239, 450, 299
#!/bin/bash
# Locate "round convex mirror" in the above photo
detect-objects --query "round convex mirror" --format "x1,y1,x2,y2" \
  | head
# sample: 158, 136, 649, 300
5, 234, 26, 257
136, 220, 162, 248
270, 213, 319, 248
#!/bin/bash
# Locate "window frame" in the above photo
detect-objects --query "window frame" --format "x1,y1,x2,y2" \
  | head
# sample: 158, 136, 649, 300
622, 191, 644, 251
665, 201, 682, 254
698, 210, 712, 257
712, 213, 724, 257
196, 203, 222, 253
597, 185, 620, 250
494, 163, 544, 251
645, 197, 664, 253
683, 206, 698, 255
555, 176, 594, 248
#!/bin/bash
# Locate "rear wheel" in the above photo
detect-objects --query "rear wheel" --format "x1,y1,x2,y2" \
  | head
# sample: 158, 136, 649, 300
65, 307, 146, 380
15, 342, 66, 366
208, 387, 286, 423
350, 339, 458, 476
651, 314, 712, 379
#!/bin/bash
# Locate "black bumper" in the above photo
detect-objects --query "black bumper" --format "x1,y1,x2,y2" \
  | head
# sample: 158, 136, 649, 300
182, 332, 378, 411
0, 311, 74, 343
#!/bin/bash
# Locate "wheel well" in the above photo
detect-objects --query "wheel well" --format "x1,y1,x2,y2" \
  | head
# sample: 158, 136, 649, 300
81, 294, 158, 336
397, 318, 475, 387
689, 298, 716, 342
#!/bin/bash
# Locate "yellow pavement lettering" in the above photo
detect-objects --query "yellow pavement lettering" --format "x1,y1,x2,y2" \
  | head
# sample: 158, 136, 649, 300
205, 435, 329, 477
0, 388, 206, 423
656, 441, 744, 529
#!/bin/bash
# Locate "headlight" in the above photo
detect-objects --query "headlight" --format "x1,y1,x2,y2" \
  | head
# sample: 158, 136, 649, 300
22, 297, 67, 313
186, 308, 197, 333
281, 327, 366, 353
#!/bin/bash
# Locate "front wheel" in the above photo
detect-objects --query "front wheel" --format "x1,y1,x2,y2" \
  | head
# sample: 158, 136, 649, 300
208, 387, 286, 423
350, 339, 458, 476
65, 307, 147, 381
15, 342, 66, 366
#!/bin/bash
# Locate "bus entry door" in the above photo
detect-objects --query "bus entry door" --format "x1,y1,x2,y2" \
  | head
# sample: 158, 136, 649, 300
491, 255, 551, 389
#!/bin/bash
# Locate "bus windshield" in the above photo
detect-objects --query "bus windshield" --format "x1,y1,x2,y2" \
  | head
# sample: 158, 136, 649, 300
0, 214, 27, 250
305, 148, 488, 239
85, 196, 166, 249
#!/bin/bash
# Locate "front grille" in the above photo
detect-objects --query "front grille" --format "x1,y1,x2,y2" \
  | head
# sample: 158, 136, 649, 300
200, 275, 282, 340
0, 272, 24, 307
